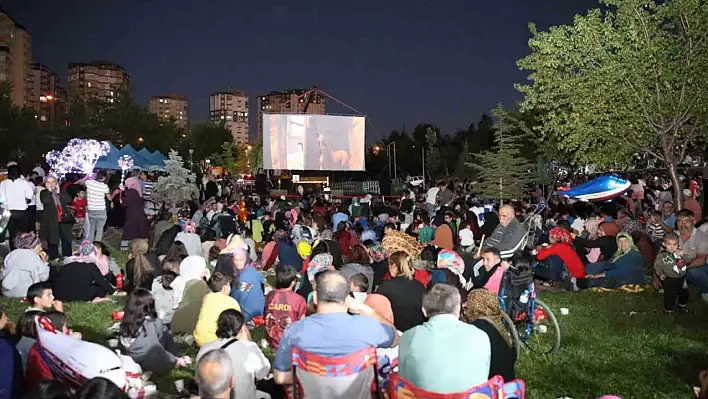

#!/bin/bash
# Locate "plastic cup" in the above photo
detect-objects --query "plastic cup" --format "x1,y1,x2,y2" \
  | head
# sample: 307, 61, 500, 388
560, 307, 569, 315
107, 339, 118, 348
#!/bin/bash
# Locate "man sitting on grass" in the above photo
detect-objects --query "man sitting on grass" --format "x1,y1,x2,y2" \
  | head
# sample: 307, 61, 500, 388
25, 282, 62, 313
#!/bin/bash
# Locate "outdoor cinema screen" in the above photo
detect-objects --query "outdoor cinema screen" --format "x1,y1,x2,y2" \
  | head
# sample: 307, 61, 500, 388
262, 114, 365, 171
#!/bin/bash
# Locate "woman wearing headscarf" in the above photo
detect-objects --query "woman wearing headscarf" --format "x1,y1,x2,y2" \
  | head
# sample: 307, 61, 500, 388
121, 177, 148, 249
429, 249, 468, 302
171, 255, 211, 335
301, 253, 335, 305
534, 227, 585, 282
462, 289, 516, 381
479, 211, 499, 240
1, 233, 50, 297
228, 243, 264, 322
431, 214, 454, 250
53, 240, 115, 302
363, 240, 389, 289
585, 232, 645, 288
574, 221, 620, 264
38, 176, 62, 260
340, 244, 375, 293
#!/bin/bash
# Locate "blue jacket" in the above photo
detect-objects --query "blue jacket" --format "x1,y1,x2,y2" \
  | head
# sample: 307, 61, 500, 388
606, 250, 644, 285
231, 265, 265, 322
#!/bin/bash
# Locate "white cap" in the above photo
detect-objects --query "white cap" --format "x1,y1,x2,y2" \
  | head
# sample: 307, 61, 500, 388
683, 188, 692, 197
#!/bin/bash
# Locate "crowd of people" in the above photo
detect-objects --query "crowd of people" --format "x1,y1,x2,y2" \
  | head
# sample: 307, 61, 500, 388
1, 165, 708, 398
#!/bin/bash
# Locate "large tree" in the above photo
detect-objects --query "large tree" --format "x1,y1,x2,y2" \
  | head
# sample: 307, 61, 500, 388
517, 0, 708, 206
189, 121, 232, 163
473, 105, 533, 204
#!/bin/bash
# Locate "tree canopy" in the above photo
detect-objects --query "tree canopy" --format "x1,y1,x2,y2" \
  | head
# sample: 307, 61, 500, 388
517, 0, 708, 202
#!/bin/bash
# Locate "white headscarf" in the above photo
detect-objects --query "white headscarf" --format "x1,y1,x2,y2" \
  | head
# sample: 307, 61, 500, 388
179, 255, 207, 282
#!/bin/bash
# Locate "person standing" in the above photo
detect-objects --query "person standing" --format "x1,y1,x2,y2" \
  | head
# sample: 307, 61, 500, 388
121, 177, 148, 250
84, 171, 113, 242
0, 165, 33, 250
39, 176, 62, 260
425, 182, 443, 220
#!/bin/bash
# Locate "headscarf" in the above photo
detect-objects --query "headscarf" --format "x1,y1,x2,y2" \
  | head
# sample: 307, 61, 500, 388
14, 232, 41, 250
368, 243, 388, 263
549, 227, 572, 244
184, 221, 197, 234
599, 221, 620, 238
436, 249, 466, 286
364, 294, 394, 324
382, 230, 423, 259
220, 234, 247, 255
297, 241, 312, 259
463, 289, 508, 343
63, 240, 98, 265
618, 218, 641, 235
320, 229, 333, 241
611, 232, 638, 262
180, 255, 207, 282
124, 177, 142, 197
307, 253, 333, 284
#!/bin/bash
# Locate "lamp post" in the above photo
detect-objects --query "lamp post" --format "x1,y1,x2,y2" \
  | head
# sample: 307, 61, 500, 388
387, 142, 397, 180
246, 144, 252, 169
189, 148, 194, 171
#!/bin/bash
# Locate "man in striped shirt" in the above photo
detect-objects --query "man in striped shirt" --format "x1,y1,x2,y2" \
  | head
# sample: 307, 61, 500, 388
84, 171, 116, 242
139, 171, 153, 200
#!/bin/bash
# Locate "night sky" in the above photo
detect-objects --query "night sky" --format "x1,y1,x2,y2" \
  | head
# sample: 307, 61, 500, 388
5, 0, 599, 141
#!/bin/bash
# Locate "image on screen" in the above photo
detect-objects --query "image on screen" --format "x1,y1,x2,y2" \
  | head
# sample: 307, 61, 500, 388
262, 114, 366, 171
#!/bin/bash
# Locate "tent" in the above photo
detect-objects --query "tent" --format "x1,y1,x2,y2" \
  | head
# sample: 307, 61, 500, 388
151, 150, 166, 164
119, 145, 153, 170
94, 142, 122, 170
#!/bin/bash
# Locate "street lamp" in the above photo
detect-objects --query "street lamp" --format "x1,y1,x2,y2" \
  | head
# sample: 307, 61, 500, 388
373, 145, 380, 155
138, 137, 144, 143
189, 148, 194, 170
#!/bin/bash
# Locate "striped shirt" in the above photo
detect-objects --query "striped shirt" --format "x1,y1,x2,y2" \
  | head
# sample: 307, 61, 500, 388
142, 181, 153, 199
85, 180, 109, 211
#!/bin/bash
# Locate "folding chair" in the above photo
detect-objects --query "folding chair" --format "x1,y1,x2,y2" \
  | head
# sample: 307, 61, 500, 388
290, 346, 381, 399
387, 374, 525, 399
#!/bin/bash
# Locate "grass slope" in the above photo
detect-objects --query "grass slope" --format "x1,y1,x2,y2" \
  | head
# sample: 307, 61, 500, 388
2, 290, 706, 398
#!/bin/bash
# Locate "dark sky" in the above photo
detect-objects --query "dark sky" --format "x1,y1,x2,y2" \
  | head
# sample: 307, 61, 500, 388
4, 0, 599, 141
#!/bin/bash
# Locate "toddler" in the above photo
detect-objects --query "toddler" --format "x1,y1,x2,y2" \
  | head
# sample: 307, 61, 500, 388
653, 233, 688, 313
458, 222, 475, 253
72, 190, 87, 239
646, 210, 665, 242
349, 273, 369, 303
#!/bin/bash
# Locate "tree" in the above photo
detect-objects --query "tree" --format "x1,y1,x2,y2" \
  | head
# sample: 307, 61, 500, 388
424, 127, 441, 181
0, 82, 48, 166
516, 0, 708, 207
152, 150, 199, 206
473, 105, 533, 204
189, 122, 232, 163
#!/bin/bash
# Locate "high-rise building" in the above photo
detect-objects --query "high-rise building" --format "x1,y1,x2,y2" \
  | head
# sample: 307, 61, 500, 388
67, 60, 129, 102
27, 63, 66, 126
0, 9, 32, 107
209, 91, 249, 146
257, 88, 326, 138
149, 94, 189, 131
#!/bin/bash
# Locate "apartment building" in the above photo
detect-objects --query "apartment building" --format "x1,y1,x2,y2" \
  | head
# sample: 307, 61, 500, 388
209, 91, 249, 146
27, 63, 66, 126
0, 9, 32, 107
67, 60, 129, 102
149, 94, 189, 131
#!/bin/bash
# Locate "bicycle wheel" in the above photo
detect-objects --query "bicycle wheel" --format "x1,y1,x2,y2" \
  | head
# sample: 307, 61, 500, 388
500, 311, 522, 358
520, 299, 561, 355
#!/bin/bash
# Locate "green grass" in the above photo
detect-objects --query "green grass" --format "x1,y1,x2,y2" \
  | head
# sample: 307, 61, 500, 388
3, 289, 706, 398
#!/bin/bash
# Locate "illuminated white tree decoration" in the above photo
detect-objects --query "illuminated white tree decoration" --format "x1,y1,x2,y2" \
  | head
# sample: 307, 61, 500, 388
46, 138, 110, 178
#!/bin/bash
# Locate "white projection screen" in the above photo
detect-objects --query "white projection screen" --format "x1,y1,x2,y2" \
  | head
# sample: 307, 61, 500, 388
262, 114, 365, 171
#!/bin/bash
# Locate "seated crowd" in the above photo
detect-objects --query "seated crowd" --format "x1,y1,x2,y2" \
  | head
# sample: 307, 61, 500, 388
1, 179, 708, 398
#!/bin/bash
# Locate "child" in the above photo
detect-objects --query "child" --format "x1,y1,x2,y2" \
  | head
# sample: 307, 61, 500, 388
263, 264, 307, 350
72, 190, 87, 239
0, 305, 23, 398
119, 289, 190, 373
349, 273, 369, 303
152, 269, 180, 325
458, 222, 475, 253
647, 210, 665, 242
25, 311, 78, 390
653, 232, 688, 313
25, 282, 62, 313
193, 272, 241, 347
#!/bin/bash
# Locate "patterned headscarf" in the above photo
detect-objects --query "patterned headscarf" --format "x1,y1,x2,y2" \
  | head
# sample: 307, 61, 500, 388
549, 227, 572, 244
307, 253, 334, 284
320, 229, 334, 241
63, 240, 98, 265
14, 232, 41, 250
437, 249, 466, 286
184, 220, 197, 234
382, 230, 423, 259
463, 289, 508, 344
368, 243, 388, 263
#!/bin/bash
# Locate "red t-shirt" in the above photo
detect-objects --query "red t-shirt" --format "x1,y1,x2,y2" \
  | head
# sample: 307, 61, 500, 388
72, 197, 87, 218
536, 242, 585, 278
26, 344, 53, 390
264, 289, 307, 350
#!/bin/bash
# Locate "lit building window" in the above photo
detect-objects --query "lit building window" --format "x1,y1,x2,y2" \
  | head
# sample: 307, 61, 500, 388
40, 96, 47, 102
244, 112, 248, 116
159, 98, 163, 103
87, 82, 91, 87
40, 115, 47, 121
110, 91, 114, 96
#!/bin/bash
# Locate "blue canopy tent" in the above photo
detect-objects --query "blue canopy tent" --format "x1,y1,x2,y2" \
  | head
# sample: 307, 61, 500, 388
149, 150, 167, 171
94, 142, 121, 170
119, 144, 153, 170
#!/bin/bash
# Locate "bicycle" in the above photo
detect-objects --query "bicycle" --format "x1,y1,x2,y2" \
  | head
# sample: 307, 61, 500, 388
498, 269, 561, 356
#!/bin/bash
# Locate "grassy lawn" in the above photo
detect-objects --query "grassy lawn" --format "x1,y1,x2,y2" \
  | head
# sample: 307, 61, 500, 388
2, 289, 705, 398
